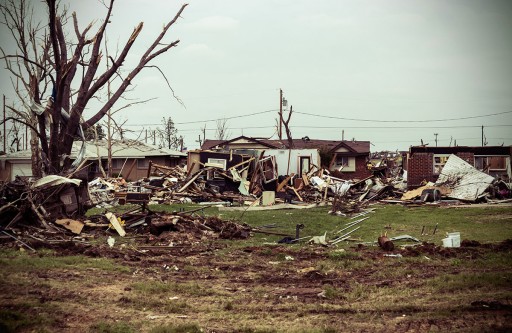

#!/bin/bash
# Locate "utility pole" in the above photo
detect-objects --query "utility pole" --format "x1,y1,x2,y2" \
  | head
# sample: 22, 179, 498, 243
279, 89, 283, 140
3, 95, 6, 153
434, 133, 438, 147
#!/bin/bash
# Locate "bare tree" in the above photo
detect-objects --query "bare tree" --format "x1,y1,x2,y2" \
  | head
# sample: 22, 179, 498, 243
281, 106, 294, 148
0, 0, 187, 176
158, 116, 181, 150
215, 118, 230, 141
0, 0, 52, 175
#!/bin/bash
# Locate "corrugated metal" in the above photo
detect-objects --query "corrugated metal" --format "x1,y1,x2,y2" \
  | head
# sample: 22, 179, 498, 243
435, 154, 494, 201
0, 140, 186, 161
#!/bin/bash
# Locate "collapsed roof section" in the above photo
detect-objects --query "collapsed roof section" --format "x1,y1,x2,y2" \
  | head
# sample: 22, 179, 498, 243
201, 135, 370, 154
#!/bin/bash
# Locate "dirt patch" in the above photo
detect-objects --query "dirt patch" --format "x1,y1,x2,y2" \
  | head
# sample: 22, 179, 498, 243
1, 237, 512, 332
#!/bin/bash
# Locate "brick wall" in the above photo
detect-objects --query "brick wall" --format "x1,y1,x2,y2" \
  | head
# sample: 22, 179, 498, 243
407, 152, 435, 188
455, 152, 474, 165
332, 156, 372, 180
408, 152, 475, 189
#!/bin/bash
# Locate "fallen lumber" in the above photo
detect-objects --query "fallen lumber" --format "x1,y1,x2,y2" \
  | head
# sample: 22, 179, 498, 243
105, 212, 126, 237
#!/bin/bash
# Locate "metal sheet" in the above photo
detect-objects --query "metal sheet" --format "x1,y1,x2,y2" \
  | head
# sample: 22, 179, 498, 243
435, 154, 494, 201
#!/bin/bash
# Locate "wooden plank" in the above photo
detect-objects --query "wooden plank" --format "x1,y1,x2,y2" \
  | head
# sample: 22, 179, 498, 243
289, 186, 303, 201
323, 178, 330, 202
178, 168, 206, 193
228, 157, 255, 170
55, 218, 84, 234
302, 173, 309, 186
146, 160, 153, 178
105, 212, 126, 237
276, 173, 294, 192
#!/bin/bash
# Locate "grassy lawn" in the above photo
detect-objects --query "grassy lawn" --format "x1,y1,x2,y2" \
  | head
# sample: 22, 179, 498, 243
1, 204, 512, 332
88, 203, 512, 244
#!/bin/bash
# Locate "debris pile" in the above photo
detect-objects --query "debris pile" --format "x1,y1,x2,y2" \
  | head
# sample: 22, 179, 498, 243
1, 148, 510, 253
0, 169, 253, 251
0, 175, 92, 231
82, 152, 509, 215
148, 212, 251, 240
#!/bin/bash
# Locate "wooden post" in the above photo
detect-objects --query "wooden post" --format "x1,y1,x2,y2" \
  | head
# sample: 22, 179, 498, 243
279, 89, 283, 140
147, 160, 153, 178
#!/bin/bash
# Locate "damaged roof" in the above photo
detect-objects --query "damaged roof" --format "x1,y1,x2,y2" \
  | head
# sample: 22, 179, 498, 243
201, 136, 370, 153
410, 145, 512, 156
0, 140, 187, 161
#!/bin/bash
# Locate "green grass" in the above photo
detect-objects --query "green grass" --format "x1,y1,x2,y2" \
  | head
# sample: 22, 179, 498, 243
87, 203, 512, 247
0, 308, 53, 333
145, 203, 512, 247
149, 323, 203, 333
231, 326, 279, 333
2, 204, 511, 333
469, 252, 512, 269
0, 250, 131, 274
429, 271, 512, 292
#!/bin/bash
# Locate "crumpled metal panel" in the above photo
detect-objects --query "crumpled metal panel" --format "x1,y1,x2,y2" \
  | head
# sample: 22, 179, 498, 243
435, 154, 494, 201
31, 175, 82, 189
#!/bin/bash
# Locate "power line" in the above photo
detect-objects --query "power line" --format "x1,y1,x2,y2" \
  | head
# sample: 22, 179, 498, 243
121, 107, 512, 129
293, 110, 512, 123
290, 124, 512, 129
374, 137, 512, 143
176, 124, 512, 132
123, 109, 278, 127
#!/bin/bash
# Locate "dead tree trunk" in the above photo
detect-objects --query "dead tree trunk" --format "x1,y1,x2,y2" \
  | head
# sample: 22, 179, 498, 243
1, 0, 188, 175
282, 105, 294, 148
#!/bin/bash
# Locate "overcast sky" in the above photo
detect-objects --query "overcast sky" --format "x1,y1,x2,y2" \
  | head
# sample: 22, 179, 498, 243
1, 0, 512, 151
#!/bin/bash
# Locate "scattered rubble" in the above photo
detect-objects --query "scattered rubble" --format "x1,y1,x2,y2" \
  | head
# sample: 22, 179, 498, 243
0, 151, 510, 249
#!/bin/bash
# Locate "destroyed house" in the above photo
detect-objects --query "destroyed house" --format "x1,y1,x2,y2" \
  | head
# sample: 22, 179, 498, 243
407, 145, 512, 189
369, 151, 408, 178
201, 136, 371, 180
0, 140, 186, 181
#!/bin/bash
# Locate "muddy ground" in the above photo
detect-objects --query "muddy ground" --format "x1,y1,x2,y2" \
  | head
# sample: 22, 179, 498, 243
1, 228, 512, 332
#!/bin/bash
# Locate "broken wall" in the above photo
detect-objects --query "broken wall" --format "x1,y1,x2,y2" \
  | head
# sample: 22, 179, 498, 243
264, 149, 320, 176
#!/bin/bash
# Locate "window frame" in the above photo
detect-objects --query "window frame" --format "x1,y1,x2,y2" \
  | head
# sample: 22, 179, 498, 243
206, 158, 228, 180
433, 154, 451, 175
474, 155, 507, 172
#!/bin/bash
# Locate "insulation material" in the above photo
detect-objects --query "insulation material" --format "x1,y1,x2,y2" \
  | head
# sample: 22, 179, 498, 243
435, 154, 494, 201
